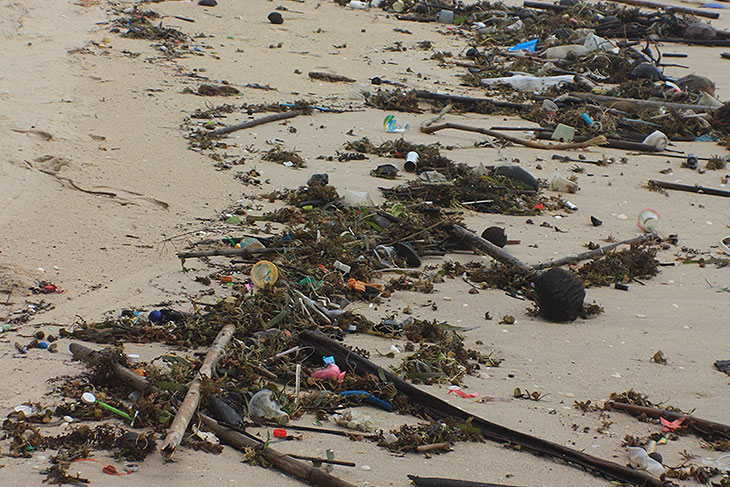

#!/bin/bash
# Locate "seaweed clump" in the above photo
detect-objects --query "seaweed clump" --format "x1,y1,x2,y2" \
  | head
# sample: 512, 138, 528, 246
577, 245, 659, 287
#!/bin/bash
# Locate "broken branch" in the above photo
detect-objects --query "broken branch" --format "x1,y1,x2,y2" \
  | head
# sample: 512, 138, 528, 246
211, 110, 305, 136
534, 233, 657, 270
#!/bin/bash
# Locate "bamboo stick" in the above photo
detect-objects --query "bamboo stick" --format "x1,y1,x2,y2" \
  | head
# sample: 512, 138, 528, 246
211, 110, 305, 136
421, 122, 607, 150
297, 330, 663, 487
69, 343, 151, 392
648, 179, 730, 198
569, 92, 718, 112
533, 233, 657, 270
161, 324, 236, 459
200, 414, 358, 487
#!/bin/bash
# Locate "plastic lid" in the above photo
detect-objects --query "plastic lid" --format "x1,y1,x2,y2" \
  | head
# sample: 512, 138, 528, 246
250, 260, 279, 288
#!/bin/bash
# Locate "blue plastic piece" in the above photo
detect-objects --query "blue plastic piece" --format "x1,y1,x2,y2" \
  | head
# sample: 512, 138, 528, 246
507, 38, 538, 53
702, 2, 727, 8
581, 113, 594, 125
148, 310, 163, 323
323, 355, 335, 366
38, 341, 49, 349
339, 390, 393, 412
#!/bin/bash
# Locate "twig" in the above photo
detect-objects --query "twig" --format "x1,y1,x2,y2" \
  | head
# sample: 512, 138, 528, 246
533, 234, 657, 270
261, 422, 378, 439
211, 110, 305, 136
421, 122, 606, 150
177, 247, 285, 259
449, 225, 532, 273
648, 180, 730, 198
288, 454, 356, 467
416, 442, 451, 453
161, 324, 236, 459
200, 414, 358, 487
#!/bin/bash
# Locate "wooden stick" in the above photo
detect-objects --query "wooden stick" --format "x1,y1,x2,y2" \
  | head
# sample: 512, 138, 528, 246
408, 476, 526, 487
414, 90, 525, 110
200, 413, 358, 487
449, 225, 533, 273
211, 110, 305, 136
569, 92, 718, 112
535, 133, 660, 152
533, 233, 657, 270
69, 343, 151, 392
648, 180, 730, 198
608, 0, 719, 19
177, 247, 285, 259
161, 324, 236, 459
262, 422, 379, 439
297, 330, 663, 487
416, 442, 451, 453
421, 122, 607, 150
608, 402, 730, 440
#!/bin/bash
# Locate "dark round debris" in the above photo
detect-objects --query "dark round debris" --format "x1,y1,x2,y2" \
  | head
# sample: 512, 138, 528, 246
533, 268, 585, 322
307, 173, 329, 186
371, 77, 382, 85
590, 216, 602, 227
481, 226, 507, 248
198, 0, 217, 5
493, 165, 539, 191
268, 12, 284, 24
648, 452, 663, 464
465, 47, 479, 58
630, 62, 663, 82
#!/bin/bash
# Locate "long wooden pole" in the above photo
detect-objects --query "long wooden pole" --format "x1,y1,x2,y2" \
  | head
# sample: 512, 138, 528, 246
200, 414, 358, 487
608, 0, 719, 19
409, 476, 527, 487
161, 324, 236, 459
609, 402, 730, 440
449, 225, 533, 272
177, 247, 285, 260
649, 180, 730, 198
569, 92, 718, 112
297, 330, 664, 487
421, 122, 607, 150
414, 90, 525, 110
69, 343, 150, 392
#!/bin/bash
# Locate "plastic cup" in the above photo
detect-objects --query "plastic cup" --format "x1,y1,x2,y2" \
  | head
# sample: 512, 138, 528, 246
404, 151, 419, 172
637, 209, 660, 233
251, 260, 279, 288
550, 173, 578, 193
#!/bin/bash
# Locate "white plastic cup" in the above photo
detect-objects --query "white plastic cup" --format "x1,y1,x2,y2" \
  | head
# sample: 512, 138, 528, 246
550, 173, 578, 193
435, 9, 454, 24
347, 1, 367, 9
404, 151, 419, 172
637, 209, 660, 233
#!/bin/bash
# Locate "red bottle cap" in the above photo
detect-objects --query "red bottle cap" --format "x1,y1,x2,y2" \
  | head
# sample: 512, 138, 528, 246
273, 429, 287, 438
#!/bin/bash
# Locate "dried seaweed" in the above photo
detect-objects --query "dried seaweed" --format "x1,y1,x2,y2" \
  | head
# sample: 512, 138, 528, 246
577, 245, 659, 287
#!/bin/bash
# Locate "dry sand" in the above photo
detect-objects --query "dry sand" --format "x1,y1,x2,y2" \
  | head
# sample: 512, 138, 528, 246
1, 0, 730, 486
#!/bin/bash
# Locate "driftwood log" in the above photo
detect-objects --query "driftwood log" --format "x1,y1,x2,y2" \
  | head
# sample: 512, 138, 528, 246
177, 247, 285, 260
608, 0, 719, 19
69, 343, 150, 392
569, 92, 718, 113
608, 402, 730, 441
297, 330, 663, 487
161, 324, 236, 459
414, 90, 525, 110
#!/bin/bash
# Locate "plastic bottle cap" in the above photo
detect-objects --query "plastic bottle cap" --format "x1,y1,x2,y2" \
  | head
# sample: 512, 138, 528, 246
250, 261, 279, 288
273, 429, 287, 438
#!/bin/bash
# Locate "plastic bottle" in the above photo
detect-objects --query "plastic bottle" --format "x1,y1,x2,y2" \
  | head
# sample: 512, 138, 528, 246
248, 389, 289, 424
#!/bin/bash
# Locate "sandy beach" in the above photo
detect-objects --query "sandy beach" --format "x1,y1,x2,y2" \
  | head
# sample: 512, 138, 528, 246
2, 0, 730, 486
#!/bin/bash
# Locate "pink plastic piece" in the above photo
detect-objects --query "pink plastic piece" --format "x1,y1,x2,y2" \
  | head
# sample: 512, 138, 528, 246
447, 386, 479, 398
311, 364, 346, 382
